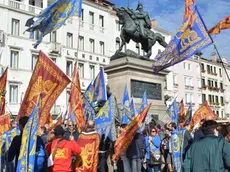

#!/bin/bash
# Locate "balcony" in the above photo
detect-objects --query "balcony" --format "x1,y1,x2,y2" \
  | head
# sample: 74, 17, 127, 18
173, 83, 178, 88
49, 42, 62, 54
202, 85, 208, 89
9, 0, 25, 10
99, 27, 105, 33
28, 5, 42, 14
201, 69, 206, 73
220, 88, 225, 93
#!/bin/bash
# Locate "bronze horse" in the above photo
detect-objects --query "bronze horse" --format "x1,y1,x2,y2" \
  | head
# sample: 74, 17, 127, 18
115, 7, 168, 58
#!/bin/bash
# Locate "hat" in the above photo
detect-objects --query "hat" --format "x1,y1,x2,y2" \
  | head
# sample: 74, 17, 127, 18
54, 125, 65, 136
136, 2, 143, 10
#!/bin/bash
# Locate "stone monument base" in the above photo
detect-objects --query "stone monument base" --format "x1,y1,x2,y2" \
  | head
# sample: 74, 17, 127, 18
104, 56, 170, 123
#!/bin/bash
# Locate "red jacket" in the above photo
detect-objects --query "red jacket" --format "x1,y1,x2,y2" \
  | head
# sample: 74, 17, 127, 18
46, 138, 81, 172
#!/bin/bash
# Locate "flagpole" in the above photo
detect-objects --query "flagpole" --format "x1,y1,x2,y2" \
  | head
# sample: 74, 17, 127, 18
213, 43, 230, 82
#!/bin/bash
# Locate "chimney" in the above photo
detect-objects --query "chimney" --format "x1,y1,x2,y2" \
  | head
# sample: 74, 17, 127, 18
151, 19, 156, 26
211, 52, 217, 62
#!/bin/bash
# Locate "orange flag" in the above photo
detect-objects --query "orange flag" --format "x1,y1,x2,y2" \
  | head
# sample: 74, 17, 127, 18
0, 68, 7, 116
0, 113, 10, 137
208, 16, 230, 35
18, 51, 71, 126
49, 113, 63, 131
47, 113, 54, 128
68, 63, 85, 132
184, 0, 195, 26
112, 103, 151, 161
190, 101, 216, 129
180, 99, 185, 127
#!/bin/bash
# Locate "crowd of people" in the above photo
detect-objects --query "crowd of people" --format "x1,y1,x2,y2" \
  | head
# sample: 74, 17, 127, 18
2, 115, 230, 172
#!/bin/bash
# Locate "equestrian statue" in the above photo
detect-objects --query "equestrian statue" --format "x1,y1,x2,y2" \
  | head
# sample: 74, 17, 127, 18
111, 3, 168, 60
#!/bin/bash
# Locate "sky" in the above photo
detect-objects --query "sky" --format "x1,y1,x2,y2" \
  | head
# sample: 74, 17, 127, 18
110, 0, 230, 61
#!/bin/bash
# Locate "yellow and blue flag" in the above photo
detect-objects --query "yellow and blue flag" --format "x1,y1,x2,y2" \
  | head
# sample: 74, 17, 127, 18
94, 95, 117, 141
153, 5, 213, 73
25, 0, 82, 48
121, 84, 132, 124
83, 68, 107, 120
16, 99, 40, 172
185, 103, 192, 125
167, 98, 180, 126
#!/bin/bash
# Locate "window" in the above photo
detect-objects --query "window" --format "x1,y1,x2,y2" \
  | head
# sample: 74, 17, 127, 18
214, 67, 216, 74
219, 68, 222, 77
116, 20, 120, 31
116, 37, 120, 50
215, 81, 218, 88
89, 65, 95, 79
221, 96, 224, 105
89, 39, 95, 53
207, 65, 210, 73
66, 60, 73, 77
185, 93, 194, 103
79, 36, 84, 50
82, 54, 85, 59
10, 50, 19, 68
96, 57, 99, 61
212, 95, 215, 104
184, 77, 192, 86
50, 31, 57, 42
136, 43, 140, 55
201, 63, 204, 71
31, 30, 41, 40
202, 79, 205, 87
197, 79, 201, 88
220, 82, 223, 89
51, 57, 56, 63
66, 90, 70, 106
173, 74, 177, 84
11, 19, 20, 36
66, 32, 73, 47
202, 94, 206, 102
215, 96, 219, 104
9, 85, 18, 103
208, 80, 211, 87
208, 95, 212, 104
89, 11, 94, 25
31, 54, 38, 70
100, 41, 105, 55
81, 9, 84, 21
216, 111, 219, 117
99, 15, 104, 27
198, 94, 202, 104
79, 63, 84, 78
188, 64, 191, 71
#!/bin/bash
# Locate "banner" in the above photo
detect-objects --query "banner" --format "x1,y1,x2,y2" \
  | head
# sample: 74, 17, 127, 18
68, 63, 85, 132
112, 103, 151, 161
75, 131, 100, 172
121, 84, 131, 124
18, 51, 70, 126
25, 0, 83, 48
0, 68, 7, 116
0, 113, 10, 137
190, 101, 216, 128
153, 6, 213, 73
17, 99, 40, 172
208, 16, 230, 35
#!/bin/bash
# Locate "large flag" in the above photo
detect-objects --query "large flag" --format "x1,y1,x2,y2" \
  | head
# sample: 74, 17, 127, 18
185, 103, 192, 125
137, 91, 148, 114
184, 0, 195, 26
121, 84, 132, 124
153, 6, 213, 73
112, 103, 151, 161
75, 131, 100, 172
94, 95, 117, 141
68, 63, 85, 132
0, 113, 10, 137
167, 98, 180, 125
18, 51, 71, 126
49, 113, 63, 131
83, 68, 107, 120
17, 99, 40, 172
25, 0, 83, 48
0, 68, 7, 116
208, 16, 230, 35
179, 99, 185, 127
190, 101, 216, 128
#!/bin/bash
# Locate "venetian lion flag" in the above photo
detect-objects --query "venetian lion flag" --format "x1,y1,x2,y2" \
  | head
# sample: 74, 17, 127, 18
208, 16, 230, 35
75, 131, 100, 172
68, 63, 85, 132
16, 99, 40, 172
0, 68, 7, 116
180, 99, 185, 127
25, 0, 83, 48
49, 113, 63, 131
0, 113, 10, 137
184, 0, 195, 26
153, 6, 213, 73
190, 101, 216, 129
18, 51, 71, 126
112, 103, 151, 161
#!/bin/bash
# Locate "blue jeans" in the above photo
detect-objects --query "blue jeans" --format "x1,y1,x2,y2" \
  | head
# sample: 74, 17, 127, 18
121, 155, 131, 172
129, 158, 143, 172
146, 159, 159, 172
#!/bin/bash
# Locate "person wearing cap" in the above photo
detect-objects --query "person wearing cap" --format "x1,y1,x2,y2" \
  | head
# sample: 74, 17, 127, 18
46, 125, 81, 172
183, 120, 230, 171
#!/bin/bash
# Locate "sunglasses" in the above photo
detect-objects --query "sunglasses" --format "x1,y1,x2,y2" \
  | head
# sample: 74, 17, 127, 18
151, 130, 156, 133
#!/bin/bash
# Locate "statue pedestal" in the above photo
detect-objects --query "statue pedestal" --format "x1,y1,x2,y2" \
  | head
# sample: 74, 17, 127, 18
104, 57, 170, 122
